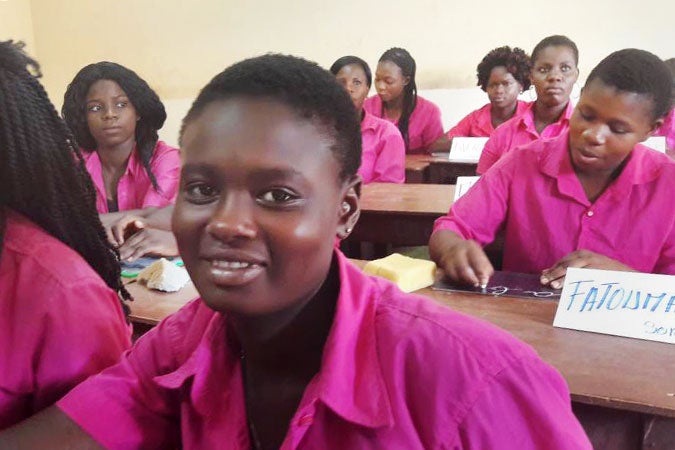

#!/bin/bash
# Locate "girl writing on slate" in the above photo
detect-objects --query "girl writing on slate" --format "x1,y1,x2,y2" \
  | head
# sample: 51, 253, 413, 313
430, 49, 675, 289
430, 46, 532, 151
0, 41, 131, 429
0, 54, 590, 449
62, 62, 180, 260
477, 35, 580, 174
364, 47, 444, 154
330, 55, 405, 183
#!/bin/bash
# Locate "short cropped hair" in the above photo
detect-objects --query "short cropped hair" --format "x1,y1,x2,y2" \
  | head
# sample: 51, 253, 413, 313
585, 49, 672, 120
181, 54, 361, 182
532, 35, 579, 66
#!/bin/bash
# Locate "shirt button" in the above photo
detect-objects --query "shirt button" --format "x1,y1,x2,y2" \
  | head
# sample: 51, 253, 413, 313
297, 415, 314, 426
586, 210, 594, 217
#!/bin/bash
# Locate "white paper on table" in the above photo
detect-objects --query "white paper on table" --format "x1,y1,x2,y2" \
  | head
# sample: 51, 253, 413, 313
453, 176, 480, 202
642, 136, 666, 153
553, 267, 675, 344
448, 137, 489, 163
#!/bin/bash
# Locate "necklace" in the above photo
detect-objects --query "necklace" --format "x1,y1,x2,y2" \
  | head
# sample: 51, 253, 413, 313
241, 351, 263, 450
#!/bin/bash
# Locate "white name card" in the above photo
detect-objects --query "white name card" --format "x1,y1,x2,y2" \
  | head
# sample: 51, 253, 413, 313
448, 137, 489, 163
553, 268, 675, 344
453, 176, 480, 201
643, 136, 666, 153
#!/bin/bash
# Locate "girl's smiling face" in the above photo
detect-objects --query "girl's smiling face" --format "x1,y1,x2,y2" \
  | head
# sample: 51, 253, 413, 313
173, 97, 359, 317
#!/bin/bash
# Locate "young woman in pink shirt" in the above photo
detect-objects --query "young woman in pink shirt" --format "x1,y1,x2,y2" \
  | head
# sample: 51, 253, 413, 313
477, 35, 580, 174
0, 54, 590, 449
364, 47, 444, 154
330, 55, 405, 183
431, 49, 674, 289
0, 41, 131, 429
430, 46, 532, 152
62, 63, 180, 261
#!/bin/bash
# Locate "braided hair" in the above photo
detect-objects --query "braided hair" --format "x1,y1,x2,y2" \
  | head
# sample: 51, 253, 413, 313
62, 62, 167, 191
0, 40, 130, 313
378, 47, 417, 148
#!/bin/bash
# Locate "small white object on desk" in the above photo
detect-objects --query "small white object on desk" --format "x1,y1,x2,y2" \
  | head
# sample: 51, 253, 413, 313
137, 258, 190, 292
448, 137, 489, 163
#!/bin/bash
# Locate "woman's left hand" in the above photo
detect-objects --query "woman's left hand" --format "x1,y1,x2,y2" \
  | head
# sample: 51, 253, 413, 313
540, 250, 634, 289
118, 228, 179, 262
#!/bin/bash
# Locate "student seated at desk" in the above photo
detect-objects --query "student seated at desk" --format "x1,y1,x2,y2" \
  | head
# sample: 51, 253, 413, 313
477, 35, 580, 174
430, 46, 532, 152
330, 55, 405, 183
0, 41, 131, 429
0, 54, 590, 450
364, 47, 444, 154
62, 62, 181, 261
430, 49, 675, 289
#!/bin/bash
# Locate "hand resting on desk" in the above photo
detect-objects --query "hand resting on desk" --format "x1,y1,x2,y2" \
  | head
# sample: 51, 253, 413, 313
429, 229, 494, 287
540, 250, 635, 289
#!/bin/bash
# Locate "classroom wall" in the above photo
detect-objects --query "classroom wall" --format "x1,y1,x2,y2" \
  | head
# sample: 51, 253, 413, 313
23, 0, 675, 121
0, 0, 35, 53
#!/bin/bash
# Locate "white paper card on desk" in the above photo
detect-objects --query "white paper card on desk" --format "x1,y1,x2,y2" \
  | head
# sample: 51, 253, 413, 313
448, 137, 489, 163
453, 176, 480, 201
642, 136, 666, 153
553, 268, 675, 344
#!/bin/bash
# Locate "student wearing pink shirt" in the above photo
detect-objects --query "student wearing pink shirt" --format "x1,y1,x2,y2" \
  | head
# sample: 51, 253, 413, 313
330, 55, 405, 183
62, 62, 180, 261
431, 46, 532, 152
364, 47, 444, 154
477, 35, 580, 174
0, 55, 590, 449
0, 41, 131, 428
430, 49, 674, 289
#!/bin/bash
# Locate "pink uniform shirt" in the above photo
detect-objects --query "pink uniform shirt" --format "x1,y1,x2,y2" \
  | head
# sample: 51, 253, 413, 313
0, 210, 131, 429
58, 251, 590, 449
447, 100, 529, 139
435, 132, 675, 274
477, 101, 574, 174
359, 111, 405, 183
654, 108, 674, 153
84, 140, 181, 213
364, 95, 444, 154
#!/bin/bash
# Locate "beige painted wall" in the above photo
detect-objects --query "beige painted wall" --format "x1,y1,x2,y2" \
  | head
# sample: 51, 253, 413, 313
19, 0, 675, 111
0, 0, 35, 53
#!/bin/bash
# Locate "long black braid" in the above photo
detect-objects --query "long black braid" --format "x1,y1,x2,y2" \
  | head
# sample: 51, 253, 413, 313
378, 47, 417, 149
0, 40, 130, 314
62, 61, 167, 192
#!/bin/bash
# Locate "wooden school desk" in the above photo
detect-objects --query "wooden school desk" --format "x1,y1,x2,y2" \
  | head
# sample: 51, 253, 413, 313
348, 182, 454, 247
405, 154, 478, 184
124, 277, 674, 450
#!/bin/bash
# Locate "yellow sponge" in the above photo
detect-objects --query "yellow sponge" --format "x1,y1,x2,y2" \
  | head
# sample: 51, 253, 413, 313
363, 253, 436, 293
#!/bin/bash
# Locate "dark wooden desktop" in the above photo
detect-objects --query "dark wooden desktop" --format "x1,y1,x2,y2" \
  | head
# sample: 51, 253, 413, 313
405, 153, 477, 184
